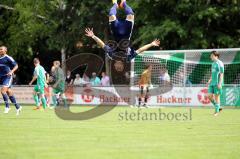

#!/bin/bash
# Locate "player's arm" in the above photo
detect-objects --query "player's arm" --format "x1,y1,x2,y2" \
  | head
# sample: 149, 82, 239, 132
136, 39, 160, 54
85, 28, 105, 48
218, 66, 224, 89
7, 64, 18, 76
29, 75, 37, 86
218, 73, 223, 88
207, 77, 212, 87
46, 73, 50, 84
7, 57, 18, 76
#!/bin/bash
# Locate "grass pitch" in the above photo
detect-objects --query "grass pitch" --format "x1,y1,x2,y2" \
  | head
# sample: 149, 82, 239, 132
0, 106, 239, 159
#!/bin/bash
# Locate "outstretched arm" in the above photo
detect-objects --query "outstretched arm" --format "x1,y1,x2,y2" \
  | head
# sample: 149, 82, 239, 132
136, 39, 160, 54
85, 28, 105, 48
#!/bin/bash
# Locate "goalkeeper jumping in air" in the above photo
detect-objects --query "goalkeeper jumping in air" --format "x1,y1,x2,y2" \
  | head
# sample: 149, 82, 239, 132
85, 28, 160, 60
207, 51, 224, 116
109, 0, 134, 42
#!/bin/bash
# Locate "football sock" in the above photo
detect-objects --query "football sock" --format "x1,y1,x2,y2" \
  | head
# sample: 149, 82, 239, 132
33, 94, 40, 107
138, 97, 141, 106
41, 97, 47, 109
2, 93, 9, 108
109, 3, 118, 16
52, 95, 57, 107
144, 96, 148, 103
9, 95, 20, 109
122, 1, 134, 15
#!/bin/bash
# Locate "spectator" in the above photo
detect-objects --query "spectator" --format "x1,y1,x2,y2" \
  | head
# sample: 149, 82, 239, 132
65, 70, 73, 85
179, 72, 192, 86
90, 72, 101, 86
101, 72, 110, 86
73, 74, 82, 86
159, 69, 170, 84
82, 73, 90, 84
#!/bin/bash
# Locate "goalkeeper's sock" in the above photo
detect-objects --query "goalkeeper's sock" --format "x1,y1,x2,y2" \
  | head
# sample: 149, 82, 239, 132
2, 93, 9, 108
138, 97, 141, 106
9, 95, 20, 109
33, 94, 40, 107
121, 1, 134, 15
109, 3, 118, 16
144, 96, 148, 103
41, 97, 47, 109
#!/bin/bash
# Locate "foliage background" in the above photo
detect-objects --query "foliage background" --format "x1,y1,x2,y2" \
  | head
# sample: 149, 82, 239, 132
0, 0, 239, 83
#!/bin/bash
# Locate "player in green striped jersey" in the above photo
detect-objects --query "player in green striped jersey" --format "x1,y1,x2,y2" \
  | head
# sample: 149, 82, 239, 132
50, 61, 68, 108
29, 58, 48, 110
207, 51, 224, 116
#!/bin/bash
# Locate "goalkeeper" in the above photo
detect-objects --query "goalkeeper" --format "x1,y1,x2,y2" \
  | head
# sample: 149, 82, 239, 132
138, 64, 152, 107
50, 61, 68, 108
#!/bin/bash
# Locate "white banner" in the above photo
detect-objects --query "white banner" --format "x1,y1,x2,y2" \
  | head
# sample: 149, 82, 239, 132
9, 86, 211, 106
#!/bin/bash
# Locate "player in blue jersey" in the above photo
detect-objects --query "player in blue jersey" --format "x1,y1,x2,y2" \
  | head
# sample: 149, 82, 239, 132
85, 28, 160, 60
109, 0, 134, 42
0, 46, 22, 115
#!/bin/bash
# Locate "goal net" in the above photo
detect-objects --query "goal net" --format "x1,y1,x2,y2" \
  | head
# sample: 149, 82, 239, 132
131, 48, 240, 87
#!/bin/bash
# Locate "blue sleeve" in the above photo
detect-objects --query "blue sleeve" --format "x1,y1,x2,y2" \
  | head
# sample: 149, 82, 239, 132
127, 48, 138, 61
103, 45, 113, 58
7, 56, 17, 69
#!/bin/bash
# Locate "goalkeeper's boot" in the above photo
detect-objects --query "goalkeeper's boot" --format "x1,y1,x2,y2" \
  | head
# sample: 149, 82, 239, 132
142, 103, 149, 108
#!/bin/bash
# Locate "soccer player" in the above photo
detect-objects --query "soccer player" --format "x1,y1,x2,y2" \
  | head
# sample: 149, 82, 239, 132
50, 61, 68, 108
138, 64, 152, 107
85, 28, 160, 60
109, 0, 134, 42
0, 46, 22, 115
207, 51, 224, 116
29, 58, 48, 110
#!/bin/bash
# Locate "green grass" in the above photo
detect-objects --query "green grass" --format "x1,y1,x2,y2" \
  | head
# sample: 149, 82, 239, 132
0, 106, 240, 159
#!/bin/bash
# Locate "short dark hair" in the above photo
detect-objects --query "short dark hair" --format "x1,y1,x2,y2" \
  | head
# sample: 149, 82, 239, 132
211, 51, 220, 58
33, 58, 40, 64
